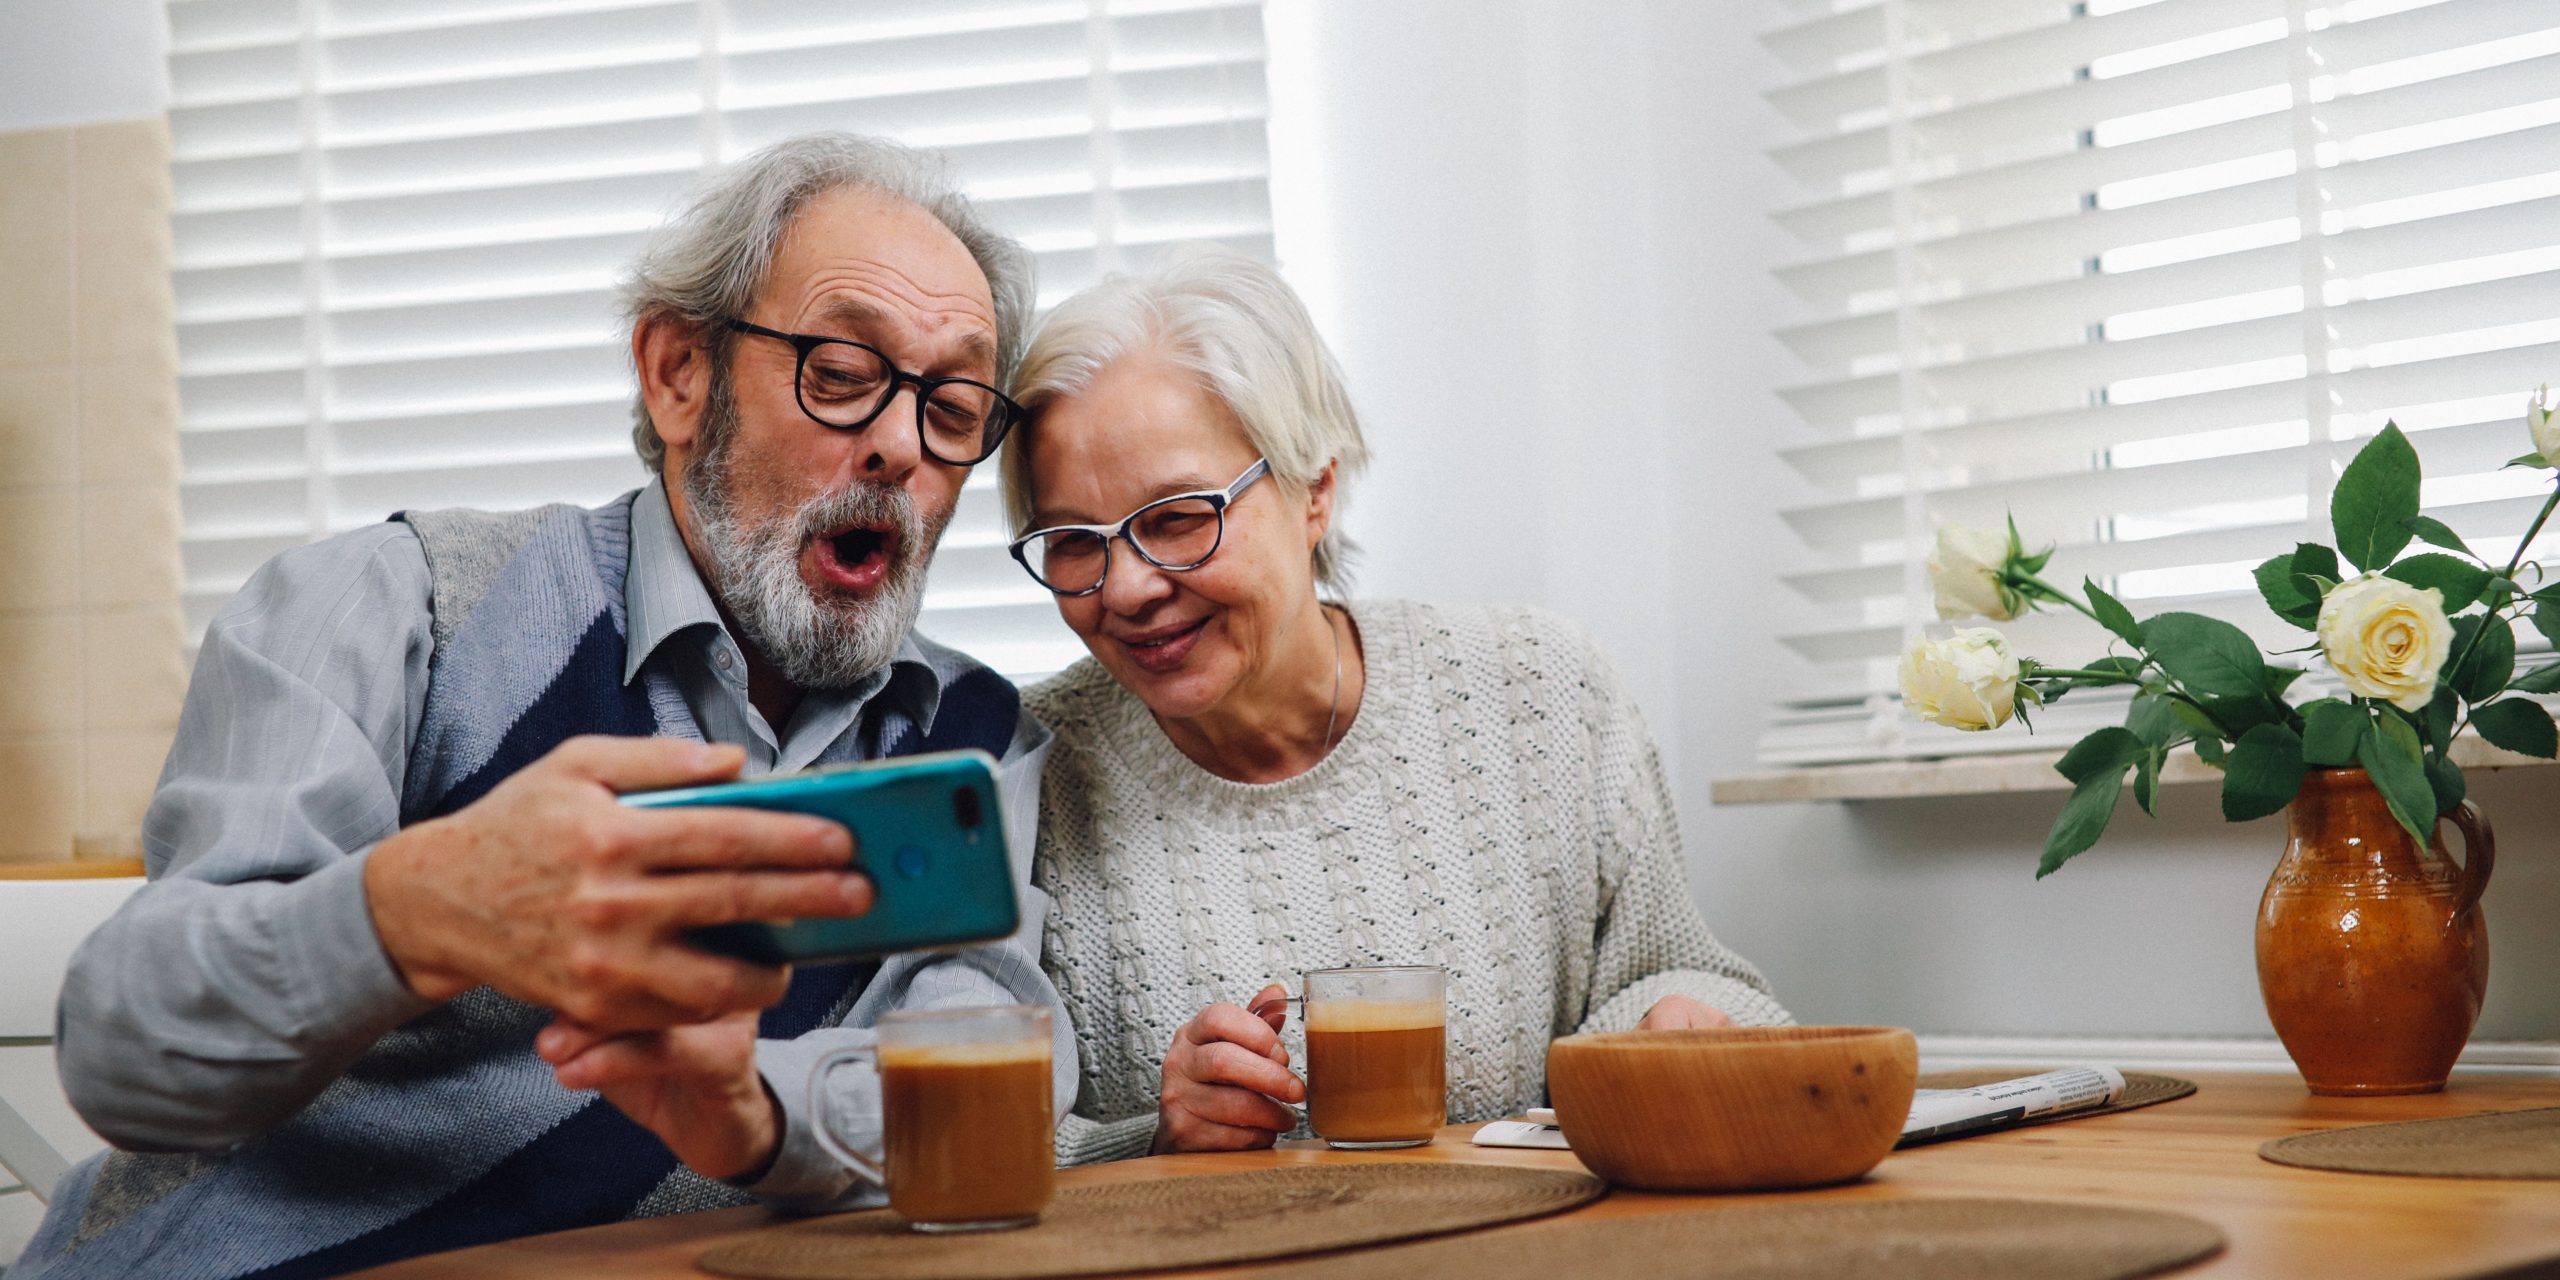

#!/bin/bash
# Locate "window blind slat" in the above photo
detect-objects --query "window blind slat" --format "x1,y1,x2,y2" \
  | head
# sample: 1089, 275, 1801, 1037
169, 0, 1274, 678
1758, 0, 2560, 765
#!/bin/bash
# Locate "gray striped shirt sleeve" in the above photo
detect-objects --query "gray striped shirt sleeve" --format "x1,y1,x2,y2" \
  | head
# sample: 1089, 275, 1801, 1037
55, 524, 440, 1151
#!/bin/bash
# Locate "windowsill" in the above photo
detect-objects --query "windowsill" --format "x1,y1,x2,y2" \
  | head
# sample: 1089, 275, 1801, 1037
1710, 736, 2556, 805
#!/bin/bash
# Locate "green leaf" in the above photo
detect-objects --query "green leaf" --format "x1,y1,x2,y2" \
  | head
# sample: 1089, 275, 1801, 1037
2255, 554, 2319, 629
2142, 612, 2271, 699
2402, 516, 2475, 558
2300, 700, 2366, 766
2424, 684, 2459, 757
2383, 554, 2492, 612
2126, 693, 2180, 749
2472, 698, 2560, 759
2085, 579, 2144, 646
2508, 451, 2553, 469
2425, 751, 2467, 817
2193, 735, 2228, 767
2483, 577, 2517, 610
2361, 715, 2437, 846
2515, 662, 2560, 695
2290, 543, 2342, 582
2056, 727, 2147, 784
2456, 616, 2516, 703
2222, 723, 2307, 822
2172, 700, 2222, 738
2533, 592, 2560, 652
2134, 746, 2164, 816
2038, 766, 2128, 878
2262, 664, 2305, 697
2193, 694, 2286, 737
2332, 423, 2423, 572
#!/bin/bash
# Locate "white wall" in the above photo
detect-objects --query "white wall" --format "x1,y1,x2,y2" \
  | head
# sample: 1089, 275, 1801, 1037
1273, 0, 2560, 1043
0, 0, 166, 131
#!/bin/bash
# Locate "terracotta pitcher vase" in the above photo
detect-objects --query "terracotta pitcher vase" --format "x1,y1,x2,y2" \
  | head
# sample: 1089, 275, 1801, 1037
2256, 768, 2493, 1096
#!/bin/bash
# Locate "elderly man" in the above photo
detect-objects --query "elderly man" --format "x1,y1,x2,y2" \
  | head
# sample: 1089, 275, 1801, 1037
15, 134, 1070, 1280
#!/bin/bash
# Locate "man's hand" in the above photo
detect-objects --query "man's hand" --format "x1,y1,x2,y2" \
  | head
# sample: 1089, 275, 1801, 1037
1637, 994, 1736, 1030
365, 735, 868, 1031
1152, 984, 1304, 1154
537, 1012, 779, 1182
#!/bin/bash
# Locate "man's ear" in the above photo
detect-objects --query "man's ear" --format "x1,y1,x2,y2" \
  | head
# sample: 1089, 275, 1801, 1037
634, 311, 710, 463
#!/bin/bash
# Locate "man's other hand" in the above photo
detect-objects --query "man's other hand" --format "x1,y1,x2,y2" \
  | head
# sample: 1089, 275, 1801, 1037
365, 735, 868, 1030
537, 1012, 779, 1181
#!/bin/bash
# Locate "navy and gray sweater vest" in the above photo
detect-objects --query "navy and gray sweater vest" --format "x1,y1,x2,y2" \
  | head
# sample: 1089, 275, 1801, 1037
33, 495, 1021, 1280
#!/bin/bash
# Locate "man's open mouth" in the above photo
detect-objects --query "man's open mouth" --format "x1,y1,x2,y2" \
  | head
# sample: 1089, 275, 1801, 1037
813, 524, 899, 593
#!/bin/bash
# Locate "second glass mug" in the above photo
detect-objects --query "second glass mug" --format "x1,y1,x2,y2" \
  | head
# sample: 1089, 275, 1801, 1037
811, 1004, 1056, 1232
1289, 965, 1449, 1149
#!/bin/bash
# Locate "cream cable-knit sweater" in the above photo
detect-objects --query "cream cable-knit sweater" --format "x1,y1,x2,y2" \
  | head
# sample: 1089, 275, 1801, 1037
1029, 598, 1790, 1166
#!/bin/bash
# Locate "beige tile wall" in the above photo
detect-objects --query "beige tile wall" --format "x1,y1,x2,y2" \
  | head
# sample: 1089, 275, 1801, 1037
0, 118, 185, 864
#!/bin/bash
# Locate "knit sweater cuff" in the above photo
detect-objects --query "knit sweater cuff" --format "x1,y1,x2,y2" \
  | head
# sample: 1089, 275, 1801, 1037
1578, 969, 1794, 1036
1055, 1110, 1159, 1166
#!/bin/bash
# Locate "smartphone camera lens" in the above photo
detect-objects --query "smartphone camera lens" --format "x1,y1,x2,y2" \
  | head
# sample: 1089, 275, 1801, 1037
952, 785, 983, 830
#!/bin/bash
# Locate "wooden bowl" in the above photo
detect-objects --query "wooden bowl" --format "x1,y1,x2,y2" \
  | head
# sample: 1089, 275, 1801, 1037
1546, 1025, 1917, 1192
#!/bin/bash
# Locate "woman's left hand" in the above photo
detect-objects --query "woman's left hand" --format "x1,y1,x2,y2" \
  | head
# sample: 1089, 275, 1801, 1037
1636, 995, 1735, 1030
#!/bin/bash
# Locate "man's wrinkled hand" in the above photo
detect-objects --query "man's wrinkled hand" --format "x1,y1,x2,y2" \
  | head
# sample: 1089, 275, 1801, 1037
537, 1012, 780, 1182
365, 735, 868, 1031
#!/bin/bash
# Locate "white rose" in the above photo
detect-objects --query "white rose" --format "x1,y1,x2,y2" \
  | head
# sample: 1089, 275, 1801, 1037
2531, 385, 2559, 468
1899, 628, 2021, 731
1928, 525, 2019, 621
2317, 574, 2454, 712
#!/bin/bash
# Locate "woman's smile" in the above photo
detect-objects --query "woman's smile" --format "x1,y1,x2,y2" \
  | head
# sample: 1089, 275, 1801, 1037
1114, 614, 1213, 674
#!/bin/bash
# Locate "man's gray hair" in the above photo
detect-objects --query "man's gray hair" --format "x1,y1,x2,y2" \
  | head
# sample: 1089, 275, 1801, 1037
1002, 246, 1370, 593
621, 133, 1034, 472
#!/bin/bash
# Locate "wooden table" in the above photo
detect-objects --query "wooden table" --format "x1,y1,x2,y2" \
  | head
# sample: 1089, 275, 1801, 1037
353, 1071, 2560, 1279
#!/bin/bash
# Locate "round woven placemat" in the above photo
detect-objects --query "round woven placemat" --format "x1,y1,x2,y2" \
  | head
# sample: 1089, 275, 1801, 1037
695, 1164, 1605, 1280
1245, 1197, 2224, 1280
2259, 1106, 2560, 1179
1902, 1070, 2197, 1143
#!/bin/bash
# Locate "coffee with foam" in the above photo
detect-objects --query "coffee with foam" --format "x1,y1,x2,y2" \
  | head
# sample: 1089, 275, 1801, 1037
1305, 998, 1447, 1144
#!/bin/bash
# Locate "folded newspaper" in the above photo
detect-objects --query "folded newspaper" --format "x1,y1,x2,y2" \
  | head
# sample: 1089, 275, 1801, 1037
1471, 1066, 2128, 1151
1897, 1066, 2126, 1145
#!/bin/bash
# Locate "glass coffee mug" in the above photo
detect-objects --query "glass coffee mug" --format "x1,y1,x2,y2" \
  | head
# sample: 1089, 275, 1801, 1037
1298, 965, 1448, 1149
811, 1005, 1055, 1232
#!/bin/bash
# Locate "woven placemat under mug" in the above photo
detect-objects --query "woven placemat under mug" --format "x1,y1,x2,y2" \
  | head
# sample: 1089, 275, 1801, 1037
2260, 1106, 2560, 1179
1902, 1070, 2198, 1142
1245, 1196, 2225, 1280
696, 1164, 1605, 1280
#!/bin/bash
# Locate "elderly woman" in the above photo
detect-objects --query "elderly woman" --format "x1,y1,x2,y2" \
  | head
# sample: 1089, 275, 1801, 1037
1001, 248, 1787, 1164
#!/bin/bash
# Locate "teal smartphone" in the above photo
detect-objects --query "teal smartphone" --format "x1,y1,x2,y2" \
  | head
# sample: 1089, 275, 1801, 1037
619, 749, 1018, 966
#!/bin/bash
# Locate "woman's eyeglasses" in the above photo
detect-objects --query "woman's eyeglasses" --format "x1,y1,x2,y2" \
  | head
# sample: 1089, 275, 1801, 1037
1008, 459, 1271, 596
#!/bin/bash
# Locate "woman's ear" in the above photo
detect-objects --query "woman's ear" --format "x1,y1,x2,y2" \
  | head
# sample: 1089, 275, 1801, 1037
634, 312, 710, 464
1304, 459, 1338, 549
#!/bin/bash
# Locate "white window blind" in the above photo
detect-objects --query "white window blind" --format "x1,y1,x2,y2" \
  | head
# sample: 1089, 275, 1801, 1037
163, 0, 1273, 679
1761, 0, 2560, 765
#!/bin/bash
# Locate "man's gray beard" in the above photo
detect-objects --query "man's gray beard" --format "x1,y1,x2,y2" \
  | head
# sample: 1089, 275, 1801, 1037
680, 373, 946, 690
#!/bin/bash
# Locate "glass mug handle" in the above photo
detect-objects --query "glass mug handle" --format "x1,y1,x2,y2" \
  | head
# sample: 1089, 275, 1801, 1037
807, 1043, 889, 1187
1246, 989, 1311, 1135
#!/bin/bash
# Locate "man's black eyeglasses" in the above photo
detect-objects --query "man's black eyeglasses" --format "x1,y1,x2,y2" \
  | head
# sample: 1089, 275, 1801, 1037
724, 319, 1024, 466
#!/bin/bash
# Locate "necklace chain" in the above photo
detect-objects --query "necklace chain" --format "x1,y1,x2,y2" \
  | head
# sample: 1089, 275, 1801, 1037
1322, 604, 1343, 752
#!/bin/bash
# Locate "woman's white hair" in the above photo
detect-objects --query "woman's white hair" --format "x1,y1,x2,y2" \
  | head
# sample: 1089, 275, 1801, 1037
1002, 245, 1371, 592
619, 132, 1034, 473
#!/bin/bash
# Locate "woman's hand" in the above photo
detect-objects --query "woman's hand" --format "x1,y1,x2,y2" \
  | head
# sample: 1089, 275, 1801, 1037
1637, 994, 1736, 1030
1153, 983, 1305, 1153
